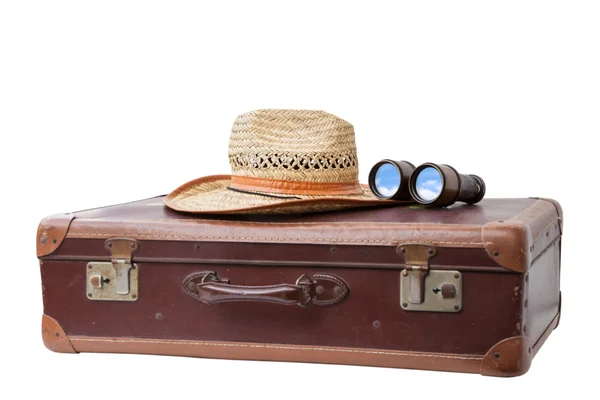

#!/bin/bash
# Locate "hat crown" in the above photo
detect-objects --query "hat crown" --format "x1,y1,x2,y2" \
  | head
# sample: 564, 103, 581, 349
228, 109, 359, 183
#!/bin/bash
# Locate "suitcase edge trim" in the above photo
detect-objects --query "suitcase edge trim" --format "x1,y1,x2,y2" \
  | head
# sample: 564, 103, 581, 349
41, 312, 560, 377
66, 334, 484, 374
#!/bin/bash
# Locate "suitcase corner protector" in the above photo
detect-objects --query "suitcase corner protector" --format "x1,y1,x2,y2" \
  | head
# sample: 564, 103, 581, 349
482, 220, 531, 273
480, 335, 531, 377
41, 314, 77, 354
37, 213, 75, 257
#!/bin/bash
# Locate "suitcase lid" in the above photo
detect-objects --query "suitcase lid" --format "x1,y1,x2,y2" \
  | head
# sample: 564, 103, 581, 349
38, 197, 562, 273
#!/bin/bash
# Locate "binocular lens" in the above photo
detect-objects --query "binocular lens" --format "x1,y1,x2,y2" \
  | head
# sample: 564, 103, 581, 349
414, 167, 443, 202
369, 160, 486, 206
374, 163, 401, 198
409, 162, 486, 207
368, 160, 415, 200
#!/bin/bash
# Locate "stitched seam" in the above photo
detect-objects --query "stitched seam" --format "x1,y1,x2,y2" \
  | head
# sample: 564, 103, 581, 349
511, 199, 542, 221
69, 338, 482, 361
532, 217, 560, 241
313, 274, 348, 305
148, 219, 483, 227
67, 233, 487, 246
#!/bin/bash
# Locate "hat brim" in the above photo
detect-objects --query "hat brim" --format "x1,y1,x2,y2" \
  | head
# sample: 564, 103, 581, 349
164, 175, 409, 214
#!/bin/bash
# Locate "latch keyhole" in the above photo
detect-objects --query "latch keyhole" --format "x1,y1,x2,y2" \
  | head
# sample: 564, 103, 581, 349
435, 284, 457, 299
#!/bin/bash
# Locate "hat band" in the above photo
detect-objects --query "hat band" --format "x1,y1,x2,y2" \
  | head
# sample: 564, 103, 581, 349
229, 176, 363, 196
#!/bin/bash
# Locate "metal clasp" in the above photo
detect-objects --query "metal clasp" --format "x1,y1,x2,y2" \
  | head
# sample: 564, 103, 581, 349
86, 238, 139, 302
403, 265, 430, 304
398, 243, 462, 313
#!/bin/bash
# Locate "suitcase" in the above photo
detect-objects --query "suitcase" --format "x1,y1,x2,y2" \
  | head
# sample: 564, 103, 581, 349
37, 196, 562, 377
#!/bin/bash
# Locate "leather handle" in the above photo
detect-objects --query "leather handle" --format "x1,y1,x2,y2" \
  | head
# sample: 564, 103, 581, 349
182, 271, 349, 307
197, 282, 306, 305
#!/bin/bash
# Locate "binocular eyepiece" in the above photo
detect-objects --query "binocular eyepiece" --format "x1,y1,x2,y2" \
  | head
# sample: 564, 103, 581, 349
369, 161, 486, 207
368, 160, 415, 201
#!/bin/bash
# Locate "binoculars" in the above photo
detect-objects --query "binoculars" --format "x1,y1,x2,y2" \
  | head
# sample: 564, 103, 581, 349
368, 160, 486, 207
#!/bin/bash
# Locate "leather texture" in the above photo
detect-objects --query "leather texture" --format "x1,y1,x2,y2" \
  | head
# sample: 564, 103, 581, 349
37, 196, 563, 376
57, 315, 560, 376
483, 220, 531, 273
58, 197, 554, 248
198, 282, 308, 305
37, 212, 75, 257
184, 272, 349, 306
68, 336, 484, 373
482, 198, 562, 272
481, 336, 531, 377
40, 260, 525, 354
527, 243, 561, 344
41, 315, 76, 353
533, 313, 560, 357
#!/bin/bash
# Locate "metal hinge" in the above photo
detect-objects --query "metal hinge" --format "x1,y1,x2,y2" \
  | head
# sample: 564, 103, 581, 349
398, 243, 462, 313
86, 238, 139, 302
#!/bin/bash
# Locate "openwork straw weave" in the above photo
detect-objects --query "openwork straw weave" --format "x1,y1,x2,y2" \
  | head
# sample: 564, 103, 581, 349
165, 109, 406, 214
229, 109, 359, 183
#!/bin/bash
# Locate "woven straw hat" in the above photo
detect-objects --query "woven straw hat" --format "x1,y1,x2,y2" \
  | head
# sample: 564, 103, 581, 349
164, 109, 406, 214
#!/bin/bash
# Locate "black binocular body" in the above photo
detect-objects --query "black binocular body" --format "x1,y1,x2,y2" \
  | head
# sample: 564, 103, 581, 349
368, 160, 486, 207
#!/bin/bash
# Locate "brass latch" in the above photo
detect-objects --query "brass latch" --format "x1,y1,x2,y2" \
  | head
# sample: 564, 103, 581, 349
404, 265, 430, 304
86, 238, 139, 302
398, 243, 462, 313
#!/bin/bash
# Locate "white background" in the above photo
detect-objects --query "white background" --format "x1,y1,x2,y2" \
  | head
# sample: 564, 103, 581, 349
1, 1, 598, 398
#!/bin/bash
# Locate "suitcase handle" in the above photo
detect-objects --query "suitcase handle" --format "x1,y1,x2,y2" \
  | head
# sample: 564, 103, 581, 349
182, 271, 349, 307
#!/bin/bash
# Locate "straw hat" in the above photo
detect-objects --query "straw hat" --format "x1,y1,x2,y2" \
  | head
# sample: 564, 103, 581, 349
164, 109, 406, 214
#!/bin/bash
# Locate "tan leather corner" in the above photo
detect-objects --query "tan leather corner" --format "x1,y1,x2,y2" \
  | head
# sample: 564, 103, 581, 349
481, 336, 531, 377
37, 213, 75, 257
482, 220, 531, 273
42, 315, 76, 353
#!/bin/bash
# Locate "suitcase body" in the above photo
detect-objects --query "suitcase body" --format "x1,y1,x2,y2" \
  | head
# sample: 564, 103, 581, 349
37, 197, 562, 377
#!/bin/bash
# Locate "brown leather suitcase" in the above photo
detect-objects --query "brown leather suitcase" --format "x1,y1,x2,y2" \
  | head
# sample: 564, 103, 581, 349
37, 196, 562, 377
